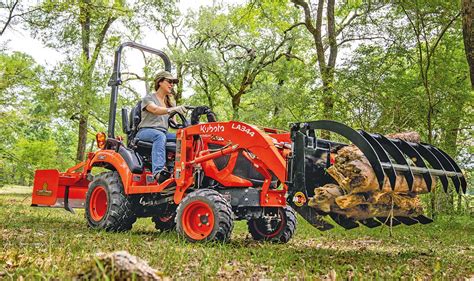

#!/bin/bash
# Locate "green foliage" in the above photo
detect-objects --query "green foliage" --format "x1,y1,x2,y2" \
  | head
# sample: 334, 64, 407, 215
0, 51, 77, 185
1, 1, 472, 209
0, 52, 42, 106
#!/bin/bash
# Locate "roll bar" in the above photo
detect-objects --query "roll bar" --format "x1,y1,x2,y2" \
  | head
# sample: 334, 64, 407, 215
107, 42, 172, 138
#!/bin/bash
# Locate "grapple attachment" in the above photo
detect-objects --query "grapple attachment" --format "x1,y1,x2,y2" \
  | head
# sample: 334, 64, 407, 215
287, 120, 466, 230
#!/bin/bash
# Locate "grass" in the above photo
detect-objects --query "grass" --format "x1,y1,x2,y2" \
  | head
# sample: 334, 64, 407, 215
1, 185, 473, 279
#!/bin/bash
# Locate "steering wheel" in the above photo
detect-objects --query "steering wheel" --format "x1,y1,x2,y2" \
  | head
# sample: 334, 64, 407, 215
168, 106, 194, 129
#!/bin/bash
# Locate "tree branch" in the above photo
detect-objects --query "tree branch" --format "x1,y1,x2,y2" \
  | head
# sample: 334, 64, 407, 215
90, 16, 117, 69
429, 11, 461, 62
0, 0, 19, 36
400, 2, 426, 85
336, 36, 388, 46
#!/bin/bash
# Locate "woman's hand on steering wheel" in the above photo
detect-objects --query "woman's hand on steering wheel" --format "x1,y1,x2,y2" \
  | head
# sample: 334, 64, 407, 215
168, 105, 187, 115
168, 106, 194, 129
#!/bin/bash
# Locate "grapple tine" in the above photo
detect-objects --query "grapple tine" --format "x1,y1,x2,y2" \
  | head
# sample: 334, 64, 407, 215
395, 216, 419, 226
360, 131, 396, 190
392, 139, 433, 192
308, 120, 386, 189
358, 218, 382, 228
375, 134, 415, 191
376, 217, 402, 226
292, 205, 335, 231
329, 213, 359, 229
432, 146, 467, 194
424, 145, 462, 193
413, 144, 449, 192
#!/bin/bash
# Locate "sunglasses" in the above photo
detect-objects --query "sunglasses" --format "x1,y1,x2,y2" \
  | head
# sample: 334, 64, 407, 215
164, 78, 177, 84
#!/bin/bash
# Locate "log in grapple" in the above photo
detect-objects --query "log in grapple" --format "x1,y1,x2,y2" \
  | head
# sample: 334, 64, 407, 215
31, 42, 467, 243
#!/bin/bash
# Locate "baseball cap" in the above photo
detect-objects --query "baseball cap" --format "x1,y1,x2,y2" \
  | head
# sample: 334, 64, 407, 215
154, 70, 179, 84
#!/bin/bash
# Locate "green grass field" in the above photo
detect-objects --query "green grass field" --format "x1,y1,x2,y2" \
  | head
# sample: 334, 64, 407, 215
1, 185, 473, 279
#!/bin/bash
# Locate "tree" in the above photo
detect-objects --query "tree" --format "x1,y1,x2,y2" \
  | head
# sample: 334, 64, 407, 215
0, 51, 77, 185
0, 51, 42, 105
187, 3, 303, 120
399, 0, 461, 144
25, 0, 130, 161
290, 0, 388, 137
462, 0, 474, 88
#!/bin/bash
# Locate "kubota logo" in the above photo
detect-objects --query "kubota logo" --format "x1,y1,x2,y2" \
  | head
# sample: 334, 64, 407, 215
200, 124, 224, 134
37, 182, 52, 196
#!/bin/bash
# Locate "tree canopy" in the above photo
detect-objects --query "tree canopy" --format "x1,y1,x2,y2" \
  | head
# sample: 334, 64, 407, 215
0, 0, 472, 212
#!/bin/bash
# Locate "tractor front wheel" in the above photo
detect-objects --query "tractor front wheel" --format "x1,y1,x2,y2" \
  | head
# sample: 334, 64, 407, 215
85, 171, 136, 232
247, 206, 297, 243
176, 189, 233, 242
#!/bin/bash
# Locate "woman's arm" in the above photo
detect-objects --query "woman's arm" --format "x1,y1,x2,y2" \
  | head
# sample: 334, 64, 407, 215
145, 103, 169, 115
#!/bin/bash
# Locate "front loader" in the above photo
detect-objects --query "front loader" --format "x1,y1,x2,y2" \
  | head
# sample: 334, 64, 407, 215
31, 42, 467, 243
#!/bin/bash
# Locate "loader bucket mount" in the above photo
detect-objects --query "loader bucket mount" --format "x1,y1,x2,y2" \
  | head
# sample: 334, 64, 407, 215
286, 120, 466, 230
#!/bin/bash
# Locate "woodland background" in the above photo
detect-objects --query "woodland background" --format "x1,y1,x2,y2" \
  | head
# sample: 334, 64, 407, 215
1, 0, 473, 215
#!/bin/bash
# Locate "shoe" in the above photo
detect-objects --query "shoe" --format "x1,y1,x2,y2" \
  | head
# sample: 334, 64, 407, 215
155, 169, 171, 184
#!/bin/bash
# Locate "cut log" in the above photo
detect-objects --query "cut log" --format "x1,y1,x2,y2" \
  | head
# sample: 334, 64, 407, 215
386, 131, 421, 143
75, 251, 164, 280
329, 145, 435, 194
307, 184, 342, 212
308, 186, 424, 220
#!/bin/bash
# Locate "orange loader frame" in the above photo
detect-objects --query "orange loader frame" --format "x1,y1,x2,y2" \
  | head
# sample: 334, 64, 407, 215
32, 121, 292, 212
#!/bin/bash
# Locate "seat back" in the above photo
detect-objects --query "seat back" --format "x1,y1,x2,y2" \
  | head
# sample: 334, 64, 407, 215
126, 101, 142, 146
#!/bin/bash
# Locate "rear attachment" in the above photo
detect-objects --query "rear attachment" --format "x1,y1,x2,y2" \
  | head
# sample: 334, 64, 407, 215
31, 162, 90, 213
287, 120, 466, 230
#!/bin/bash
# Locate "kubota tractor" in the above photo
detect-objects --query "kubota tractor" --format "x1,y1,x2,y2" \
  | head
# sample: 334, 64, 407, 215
31, 42, 467, 243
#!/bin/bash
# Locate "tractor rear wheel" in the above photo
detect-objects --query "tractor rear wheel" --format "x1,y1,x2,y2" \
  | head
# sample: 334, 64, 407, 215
176, 189, 233, 242
247, 206, 296, 243
152, 213, 176, 232
85, 171, 136, 232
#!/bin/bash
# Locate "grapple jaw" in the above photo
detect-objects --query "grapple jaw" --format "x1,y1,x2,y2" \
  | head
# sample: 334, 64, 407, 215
287, 120, 467, 230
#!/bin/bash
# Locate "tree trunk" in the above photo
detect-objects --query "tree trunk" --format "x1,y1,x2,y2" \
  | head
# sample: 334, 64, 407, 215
231, 95, 241, 120
440, 109, 462, 213
175, 63, 183, 103
323, 0, 337, 127
321, 71, 335, 139
462, 0, 474, 88
206, 92, 214, 110
292, 0, 338, 139
76, 114, 88, 162
77, 0, 91, 162
89, 138, 95, 152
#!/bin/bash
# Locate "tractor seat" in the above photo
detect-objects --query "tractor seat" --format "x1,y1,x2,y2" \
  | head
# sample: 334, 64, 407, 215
133, 138, 176, 157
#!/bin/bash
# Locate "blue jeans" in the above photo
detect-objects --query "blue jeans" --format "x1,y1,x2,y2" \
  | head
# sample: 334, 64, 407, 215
137, 128, 176, 175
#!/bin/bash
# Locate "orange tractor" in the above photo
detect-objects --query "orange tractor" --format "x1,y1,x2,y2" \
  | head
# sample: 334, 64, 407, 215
31, 42, 466, 242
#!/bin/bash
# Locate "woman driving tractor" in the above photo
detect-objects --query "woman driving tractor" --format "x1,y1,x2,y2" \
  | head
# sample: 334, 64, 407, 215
137, 70, 186, 183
